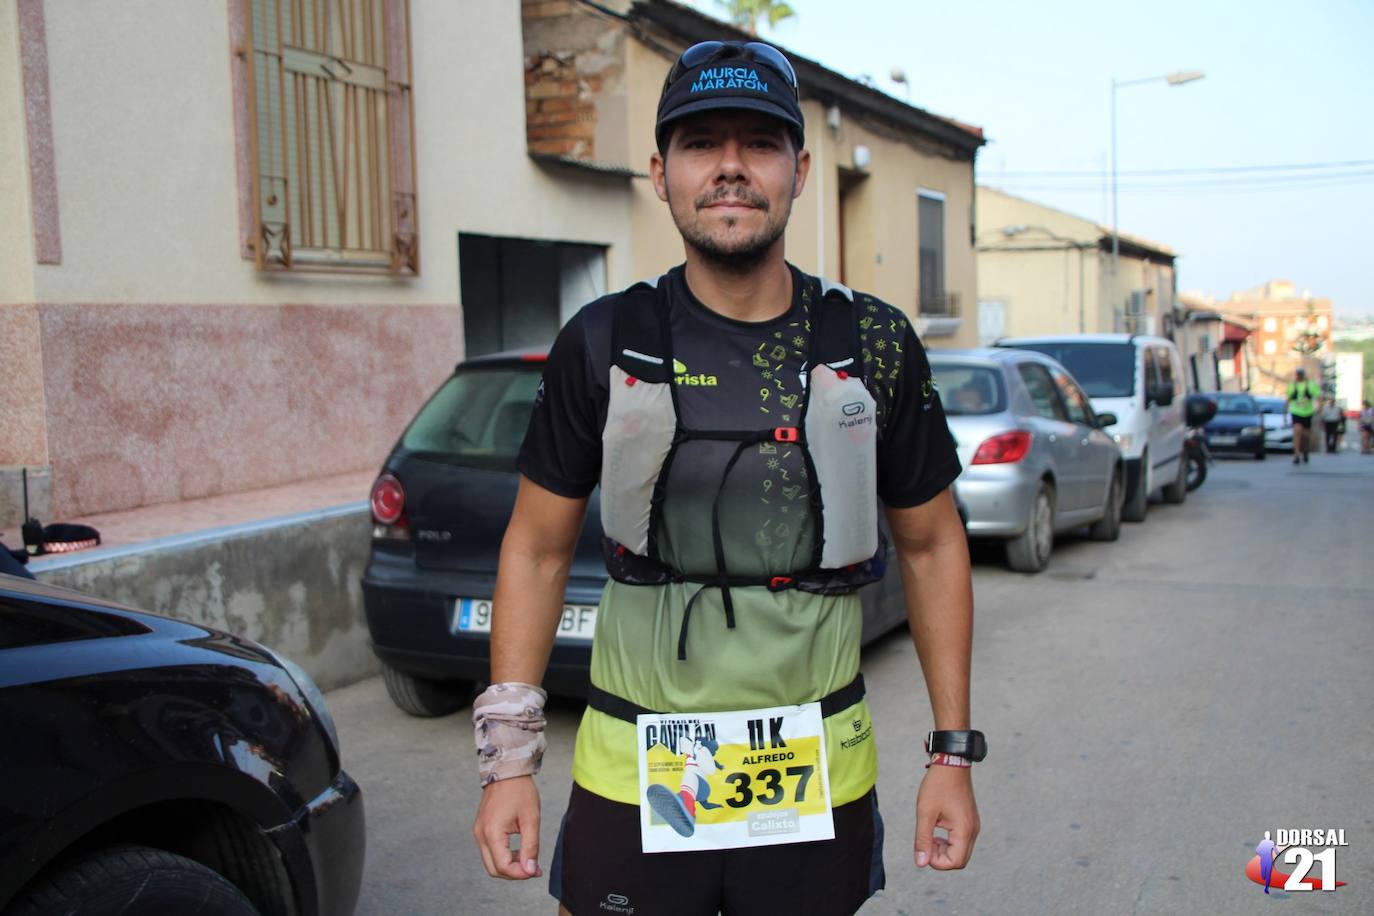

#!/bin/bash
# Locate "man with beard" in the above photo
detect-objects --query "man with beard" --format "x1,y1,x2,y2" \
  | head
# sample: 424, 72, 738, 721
472, 41, 981, 915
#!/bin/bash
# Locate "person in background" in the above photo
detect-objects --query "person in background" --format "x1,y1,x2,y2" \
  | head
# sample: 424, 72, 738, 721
1360, 400, 1373, 455
1286, 367, 1320, 464
1320, 396, 1344, 454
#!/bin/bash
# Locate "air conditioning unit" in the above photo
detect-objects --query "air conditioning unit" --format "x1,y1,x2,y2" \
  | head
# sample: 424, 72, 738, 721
1126, 290, 1148, 317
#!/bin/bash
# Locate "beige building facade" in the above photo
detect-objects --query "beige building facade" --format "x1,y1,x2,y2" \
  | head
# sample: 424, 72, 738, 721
1174, 297, 1254, 393
1, 0, 638, 524
524, 0, 985, 345
3, 0, 985, 527
975, 186, 1177, 344
1211, 280, 1333, 397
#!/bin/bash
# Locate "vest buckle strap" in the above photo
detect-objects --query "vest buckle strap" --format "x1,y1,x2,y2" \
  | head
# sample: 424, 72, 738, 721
586, 673, 867, 724
768, 576, 795, 591
774, 427, 800, 443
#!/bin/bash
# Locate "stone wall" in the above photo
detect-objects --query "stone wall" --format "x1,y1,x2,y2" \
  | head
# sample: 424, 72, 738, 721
3, 302, 460, 524
521, 0, 629, 165
35, 506, 377, 692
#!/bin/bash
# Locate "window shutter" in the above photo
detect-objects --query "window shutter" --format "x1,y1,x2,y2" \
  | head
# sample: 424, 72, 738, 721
383, 0, 417, 274
246, 0, 416, 274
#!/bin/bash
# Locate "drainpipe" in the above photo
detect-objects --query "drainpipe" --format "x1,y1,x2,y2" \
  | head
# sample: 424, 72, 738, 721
814, 127, 825, 273
1078, 246, 1086, 332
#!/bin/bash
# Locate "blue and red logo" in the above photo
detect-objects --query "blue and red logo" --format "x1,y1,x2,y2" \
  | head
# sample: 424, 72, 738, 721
1245, 829, 1348, 893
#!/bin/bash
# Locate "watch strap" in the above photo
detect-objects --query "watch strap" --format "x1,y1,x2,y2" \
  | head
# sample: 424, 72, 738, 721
925, 729, 987, 762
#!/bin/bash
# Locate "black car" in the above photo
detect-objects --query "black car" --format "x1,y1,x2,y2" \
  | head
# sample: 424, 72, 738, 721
0, 574, 364, 916
362, 350, 913, 717
1199, 392, 1268, 460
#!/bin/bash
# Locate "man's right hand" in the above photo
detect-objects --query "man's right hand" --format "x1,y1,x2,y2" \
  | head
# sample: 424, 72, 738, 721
473, 775, 543, 880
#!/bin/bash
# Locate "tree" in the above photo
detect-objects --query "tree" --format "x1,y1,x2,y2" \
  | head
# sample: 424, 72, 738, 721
1291, 301, 1324, 357
715, 0, 796, 36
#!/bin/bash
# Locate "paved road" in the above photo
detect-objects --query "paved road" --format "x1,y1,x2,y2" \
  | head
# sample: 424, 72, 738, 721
328, 450, 1374, 915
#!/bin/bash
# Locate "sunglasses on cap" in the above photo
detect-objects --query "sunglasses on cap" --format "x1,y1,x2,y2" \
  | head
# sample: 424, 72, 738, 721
663, 40, 799, 98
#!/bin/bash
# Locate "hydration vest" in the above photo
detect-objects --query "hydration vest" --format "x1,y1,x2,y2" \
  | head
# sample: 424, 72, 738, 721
597, 274, 887, 661
1288, 380, 1319, 415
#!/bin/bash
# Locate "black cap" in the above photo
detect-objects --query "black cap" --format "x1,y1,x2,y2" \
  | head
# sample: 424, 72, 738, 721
656, 55, 804, 151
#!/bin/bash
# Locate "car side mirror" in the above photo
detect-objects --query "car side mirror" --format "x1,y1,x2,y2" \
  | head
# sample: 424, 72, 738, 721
1184, 394, 1217, 427
1095, 412, 1118, 428
1147, 383, 1175, 407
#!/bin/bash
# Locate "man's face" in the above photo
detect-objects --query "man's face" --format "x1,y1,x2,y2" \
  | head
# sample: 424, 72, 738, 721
650, 109, 810, 270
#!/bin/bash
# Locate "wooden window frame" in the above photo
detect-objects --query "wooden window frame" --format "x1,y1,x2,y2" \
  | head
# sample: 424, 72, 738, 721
242, 0, 419, 275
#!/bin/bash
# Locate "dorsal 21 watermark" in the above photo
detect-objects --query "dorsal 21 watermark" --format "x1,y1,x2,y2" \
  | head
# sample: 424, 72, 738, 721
1246, 828, 1349, 893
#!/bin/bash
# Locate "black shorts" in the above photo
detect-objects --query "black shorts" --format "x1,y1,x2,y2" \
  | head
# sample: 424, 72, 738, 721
1291, 415, 1312, 429
550, 783, 885, 916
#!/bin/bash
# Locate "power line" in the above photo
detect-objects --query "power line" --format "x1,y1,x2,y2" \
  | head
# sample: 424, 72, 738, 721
993, 168, 1374, 191
998, 170, 1374, 195
988, 159, 1374, 178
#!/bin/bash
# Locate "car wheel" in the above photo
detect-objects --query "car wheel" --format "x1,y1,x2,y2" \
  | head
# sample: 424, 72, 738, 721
1088, 469, 1124, 542
1185, 452, 1207, 491
1161, 453, 1187, 504
1123, 454, 1149, 522
1254, 447, 1266, 461
1006, 484, 1054, 573
7, 845, 260, 916
382, 661, 475, 717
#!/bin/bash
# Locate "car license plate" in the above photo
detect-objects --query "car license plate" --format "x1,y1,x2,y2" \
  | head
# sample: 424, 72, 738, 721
1210, 435, 1237, 446
451, 598, 598, 641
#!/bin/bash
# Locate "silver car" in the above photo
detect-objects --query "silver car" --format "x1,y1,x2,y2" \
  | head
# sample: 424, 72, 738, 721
931, 349, 1125, 572
1256, 396, 1293, 451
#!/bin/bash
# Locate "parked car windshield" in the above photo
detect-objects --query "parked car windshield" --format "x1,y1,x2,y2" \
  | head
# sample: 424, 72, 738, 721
401, 364, 542, 468
1256, 397, 1285, 413
1001, 343, 1135, 398
1212, 394, 1259, 415
930, 362, 1005, 415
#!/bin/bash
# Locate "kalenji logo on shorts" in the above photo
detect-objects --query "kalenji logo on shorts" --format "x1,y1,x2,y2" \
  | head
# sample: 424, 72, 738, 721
599, 892, 635, 913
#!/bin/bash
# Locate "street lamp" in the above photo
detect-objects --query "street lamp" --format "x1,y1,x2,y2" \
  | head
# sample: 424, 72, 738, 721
1110, 69, 1204, 322
890, 68, 911, 102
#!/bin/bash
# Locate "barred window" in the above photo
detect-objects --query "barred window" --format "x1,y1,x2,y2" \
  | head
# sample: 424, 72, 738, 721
246, 0, 418, 274
917, 189, 947, 314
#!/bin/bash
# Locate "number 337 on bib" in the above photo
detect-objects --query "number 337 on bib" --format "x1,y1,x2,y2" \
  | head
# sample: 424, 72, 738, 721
636, 702, 834, 853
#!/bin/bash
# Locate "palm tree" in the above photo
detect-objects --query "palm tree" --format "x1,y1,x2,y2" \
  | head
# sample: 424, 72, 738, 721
715, 0, 796, 36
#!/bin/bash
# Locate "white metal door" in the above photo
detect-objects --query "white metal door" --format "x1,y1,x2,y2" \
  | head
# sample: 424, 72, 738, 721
978, 299, 1006, 346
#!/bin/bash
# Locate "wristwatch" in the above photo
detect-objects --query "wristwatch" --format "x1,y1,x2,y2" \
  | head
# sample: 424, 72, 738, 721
926, 730, 987, 762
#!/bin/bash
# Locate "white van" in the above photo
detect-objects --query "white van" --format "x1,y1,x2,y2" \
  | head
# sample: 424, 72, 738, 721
997, 334, 1187, 521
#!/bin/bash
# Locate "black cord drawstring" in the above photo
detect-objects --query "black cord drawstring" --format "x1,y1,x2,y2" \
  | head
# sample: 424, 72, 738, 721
711, 439, 754, 628
676, 584, 709, 661
674, 439, 757, 661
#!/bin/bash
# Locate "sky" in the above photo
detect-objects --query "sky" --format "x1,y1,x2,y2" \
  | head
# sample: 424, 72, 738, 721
681, 0, 1374, 317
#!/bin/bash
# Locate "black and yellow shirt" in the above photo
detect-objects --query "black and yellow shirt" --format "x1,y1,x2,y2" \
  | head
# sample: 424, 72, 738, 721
518, 264, 960, 805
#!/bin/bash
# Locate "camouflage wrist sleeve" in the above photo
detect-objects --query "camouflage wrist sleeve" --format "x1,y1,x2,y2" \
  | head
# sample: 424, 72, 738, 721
473, 682, 548, 787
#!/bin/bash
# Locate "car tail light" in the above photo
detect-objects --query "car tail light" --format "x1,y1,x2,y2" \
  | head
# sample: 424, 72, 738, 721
972, 430, 1032, 464
370, 474, 408, 540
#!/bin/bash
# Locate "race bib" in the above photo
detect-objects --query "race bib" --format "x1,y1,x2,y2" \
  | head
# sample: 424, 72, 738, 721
636, 702, 834, 853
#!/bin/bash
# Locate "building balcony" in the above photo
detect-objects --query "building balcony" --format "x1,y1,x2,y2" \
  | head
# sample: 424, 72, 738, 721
917, 291, 962, 337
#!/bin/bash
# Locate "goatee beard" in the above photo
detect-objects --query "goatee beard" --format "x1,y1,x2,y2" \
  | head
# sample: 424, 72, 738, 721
677, 187, 788, 274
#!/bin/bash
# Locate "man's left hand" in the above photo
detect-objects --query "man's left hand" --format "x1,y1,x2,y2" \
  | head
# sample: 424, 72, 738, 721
914, 764, 979, 870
